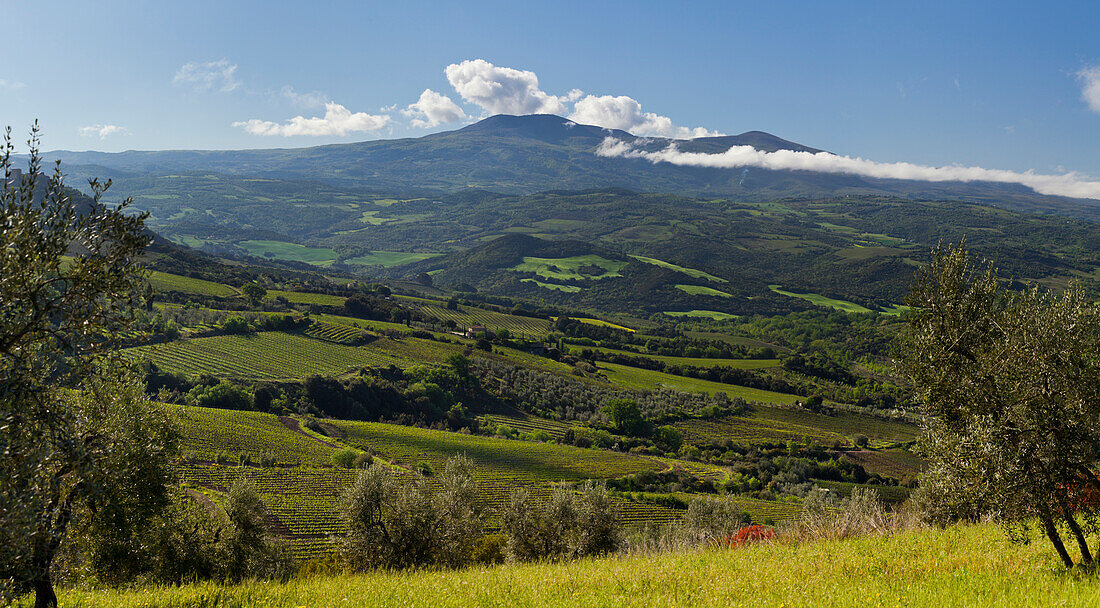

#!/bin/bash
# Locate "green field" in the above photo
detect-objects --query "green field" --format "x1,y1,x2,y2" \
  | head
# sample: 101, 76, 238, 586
598, 361, 802, 404
522, 278, 583, 292
568, 345, 779, 370
769, 285, 872, 314
148, 271, 239, 298
663, 310, 738, 320
675, 284, 733, 298
124, 332, 407, 380
674, 407, 919, 447
511, 255, 628, 281
344, 251, 440, 267
48, 523, 1096, 607
554, 316, 636, 332
238, 240, 338, 266
631, 255, 728, 283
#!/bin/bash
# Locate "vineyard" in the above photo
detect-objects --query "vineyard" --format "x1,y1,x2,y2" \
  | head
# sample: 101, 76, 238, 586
673, 405, 918, 448
266, 289, 347, 306
416, 303, 552, 337
842, 449, 924, 481
568, 345, 781, 370
597, 361, 803, 404
171, 405, 339, 466
303, 320, 370, 344
330, 419, 663, 484
124, 332, 407, 380
479, 414, 573, 439
148, 270, 239, 298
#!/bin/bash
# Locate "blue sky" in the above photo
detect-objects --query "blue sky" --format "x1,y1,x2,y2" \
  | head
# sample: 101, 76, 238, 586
3, 0, 1100, 179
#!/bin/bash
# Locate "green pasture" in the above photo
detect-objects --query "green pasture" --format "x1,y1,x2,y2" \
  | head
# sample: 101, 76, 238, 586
238, 240, 338, 266
631, 255, 727, 283
663, 310, 738, 320
511, 255, 627, 281
567, 345, 779, 370
522, 278, 583, 292
344, 251, 440, 267
768, 285, 872, 314
675, 284, 733, 298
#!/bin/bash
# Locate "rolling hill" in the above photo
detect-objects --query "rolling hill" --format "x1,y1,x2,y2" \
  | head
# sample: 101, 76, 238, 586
48, 114, 1100, 219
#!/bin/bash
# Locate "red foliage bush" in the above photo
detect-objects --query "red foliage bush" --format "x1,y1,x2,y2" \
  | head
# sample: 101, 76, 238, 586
720, 525, 775, 548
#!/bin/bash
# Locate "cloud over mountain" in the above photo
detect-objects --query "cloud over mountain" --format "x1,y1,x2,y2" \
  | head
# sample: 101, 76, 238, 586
569, 94, 720, 139
445, 59, 568, 116
233, 102, 390, 136
597, 138, 1100, 200
78, 124, 129, 138
403, 89, 466, 128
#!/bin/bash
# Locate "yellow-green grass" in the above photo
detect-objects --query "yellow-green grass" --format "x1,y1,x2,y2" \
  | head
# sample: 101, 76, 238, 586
147, 271, 239, 298
675, 407, 919, 447
123, 332, 407, 380
769, 285, 872, 314
42, 523, 1098, 608
521, 278, 583, 292
675, 284, 733, 298
344, 251, 439, 267
417, 304, 551, 336
631, 255, 728, 283
511, 255, 628, 281
330, 419, 662, 485
238, 240, 338, 266
598, 362, 802, 405
171, 405, 338, 466
567, 345, 780, 370
266, 290, 347, 306
663, 310, 738, 320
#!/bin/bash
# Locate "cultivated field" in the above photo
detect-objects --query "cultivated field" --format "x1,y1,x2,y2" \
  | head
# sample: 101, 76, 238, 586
124, 332, 407, 380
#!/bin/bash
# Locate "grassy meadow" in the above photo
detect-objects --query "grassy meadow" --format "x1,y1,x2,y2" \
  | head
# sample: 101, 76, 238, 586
36, 523, 1100, 608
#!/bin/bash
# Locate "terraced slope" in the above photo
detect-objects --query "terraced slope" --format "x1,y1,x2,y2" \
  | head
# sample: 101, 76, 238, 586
124, 332, 407, 379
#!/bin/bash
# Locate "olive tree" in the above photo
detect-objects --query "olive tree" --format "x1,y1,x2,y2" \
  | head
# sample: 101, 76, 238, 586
899, 242, 1100, 567
339, 455, 483, 570
0, 124, 159, 607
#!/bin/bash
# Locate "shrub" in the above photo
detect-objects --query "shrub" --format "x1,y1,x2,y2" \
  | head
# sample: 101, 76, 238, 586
215, 451, 232, 465
340, 456, 482, 570
332, 448, 358, 469
415, 460, 434, 476
793, 486, 894, 541
221, 316, 252, 334
682, 494, 751, 544
259, 452, 278, 468
720, 524, 776, 548
353, 452, 373, 468
501, 481, 620, 561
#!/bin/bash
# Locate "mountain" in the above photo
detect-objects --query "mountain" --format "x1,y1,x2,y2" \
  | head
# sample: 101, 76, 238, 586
47, 114, 1100, 218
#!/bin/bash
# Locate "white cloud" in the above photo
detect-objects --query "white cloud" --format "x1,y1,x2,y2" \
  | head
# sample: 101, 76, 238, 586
280, 85, 326, 109
78, 124, 129, 138
569, 94, 721, 139
173, 59, 240, 92
445, 59, 566, 115
597, 138, 1100, 200
233, 102, 390, 136
0, 79, 26, 91
1078, 65, 1100, 113
402, 89, 466, 128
